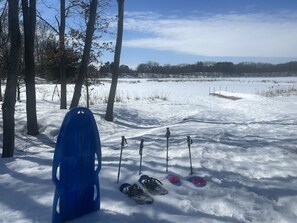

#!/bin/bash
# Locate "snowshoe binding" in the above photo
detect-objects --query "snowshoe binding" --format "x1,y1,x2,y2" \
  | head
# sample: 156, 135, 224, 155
120, 183, 154, 204
139, 175, 168, 195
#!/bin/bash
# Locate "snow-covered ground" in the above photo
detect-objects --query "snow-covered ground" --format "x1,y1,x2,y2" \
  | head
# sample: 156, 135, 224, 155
1, 77, 297, 223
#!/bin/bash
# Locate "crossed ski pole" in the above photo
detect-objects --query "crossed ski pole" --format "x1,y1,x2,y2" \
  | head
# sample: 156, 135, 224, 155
187, 136, 193, 175
117, 136, 127, 183
165, 127, 170, 173
139, 139, 144, 175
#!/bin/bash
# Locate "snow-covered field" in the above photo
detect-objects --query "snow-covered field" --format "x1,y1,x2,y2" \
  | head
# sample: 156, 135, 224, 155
1, 77, 297, 223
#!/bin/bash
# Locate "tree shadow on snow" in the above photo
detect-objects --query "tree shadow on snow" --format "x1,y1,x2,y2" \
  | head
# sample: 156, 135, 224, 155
0, 156, 53, 222
114, 107, 161, 129
202, 166, 297, 203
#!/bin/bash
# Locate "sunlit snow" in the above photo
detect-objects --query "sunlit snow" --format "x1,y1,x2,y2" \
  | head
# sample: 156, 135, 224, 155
1, 77, 297, 223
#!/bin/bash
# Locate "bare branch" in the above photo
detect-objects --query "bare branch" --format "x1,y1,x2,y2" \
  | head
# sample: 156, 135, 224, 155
55, 15, 60, 29
65, 2, 80, 17
39, 0, 59, 13
0, 0, 8, 20
36, 11, 59, 34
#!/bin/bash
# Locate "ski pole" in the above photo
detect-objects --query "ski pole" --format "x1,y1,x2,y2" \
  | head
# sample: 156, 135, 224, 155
139, 139, 144, 175
117, 136, 127, 183
187, 136, 193, 175
165, 127, 170, 173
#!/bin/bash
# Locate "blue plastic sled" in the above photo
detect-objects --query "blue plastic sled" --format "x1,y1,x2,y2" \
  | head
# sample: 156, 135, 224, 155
52, 107, 101, 223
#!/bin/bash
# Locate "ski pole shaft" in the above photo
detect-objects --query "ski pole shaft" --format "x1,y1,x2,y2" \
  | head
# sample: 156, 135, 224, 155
139, 139, 144, 175
166, 138, 169, 172
117, 146, 123, 183
187, 136, 193, 175
165, 128, 170, 173
117, 136, 127, 183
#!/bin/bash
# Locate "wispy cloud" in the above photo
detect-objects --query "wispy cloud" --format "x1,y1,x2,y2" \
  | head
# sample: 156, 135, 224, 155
123, 11, 297, 58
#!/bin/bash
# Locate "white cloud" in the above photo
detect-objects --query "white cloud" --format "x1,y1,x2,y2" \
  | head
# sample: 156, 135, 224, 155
123, 11, 297, 58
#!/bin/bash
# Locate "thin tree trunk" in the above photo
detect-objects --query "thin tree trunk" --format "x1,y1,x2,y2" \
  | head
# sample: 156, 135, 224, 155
0, 3, 6, 102
17, 81, 21, 101
85, 73, 90, 108
2, 0, 21, 158
105, 0, 124, 121
22, 0, 39, 135
70, 0, 97, 108
59, 0, 67, 109
0, 78, 2, 102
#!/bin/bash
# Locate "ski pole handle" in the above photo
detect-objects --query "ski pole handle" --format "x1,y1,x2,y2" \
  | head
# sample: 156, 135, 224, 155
187, 136, 193, 147
121, 136, 127, 147
187, 136, 193, 175
165, 127, 170, 139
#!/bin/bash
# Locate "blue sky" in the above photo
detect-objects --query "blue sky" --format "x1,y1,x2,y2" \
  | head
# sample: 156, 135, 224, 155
102, 0, 297, 68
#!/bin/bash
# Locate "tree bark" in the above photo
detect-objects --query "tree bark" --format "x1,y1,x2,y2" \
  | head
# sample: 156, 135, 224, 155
2, 0, 21, 158
0, 3, 8, 102
59, 0, 67, 109
70, 0, 98, 108
105, 0, 124, 121
22, 0, 39, 135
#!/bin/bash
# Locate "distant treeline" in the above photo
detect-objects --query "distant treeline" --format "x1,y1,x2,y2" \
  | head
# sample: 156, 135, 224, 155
100, 61, 297, 77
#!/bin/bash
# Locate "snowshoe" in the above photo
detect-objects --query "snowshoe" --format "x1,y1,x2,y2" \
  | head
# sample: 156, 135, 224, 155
187, 176, 206, 187
139, 175, 168, 195
168, 175, 182, 186
119, 183, 154, 204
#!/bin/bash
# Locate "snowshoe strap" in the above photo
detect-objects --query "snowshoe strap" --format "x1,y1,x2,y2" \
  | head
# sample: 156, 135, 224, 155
144, 177, 163, 190
128, 184, 143, 197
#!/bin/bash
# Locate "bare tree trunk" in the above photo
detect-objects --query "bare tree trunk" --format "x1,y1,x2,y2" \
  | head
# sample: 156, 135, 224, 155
69, 0, 97, 108
85, 73, 90, 108
0, 79, 2, 102
59, 0, 67, 109
2, 0, 21, 158
22, 0, 39, 135
105, 0, 124, 121
0, 2, 8, 102
17, 81, 21, 101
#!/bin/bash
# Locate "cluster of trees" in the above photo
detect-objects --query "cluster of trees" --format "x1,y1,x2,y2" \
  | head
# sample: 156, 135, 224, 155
100, 61, 297, 77
0, 1, 111, 82
1, 0, 125, 158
